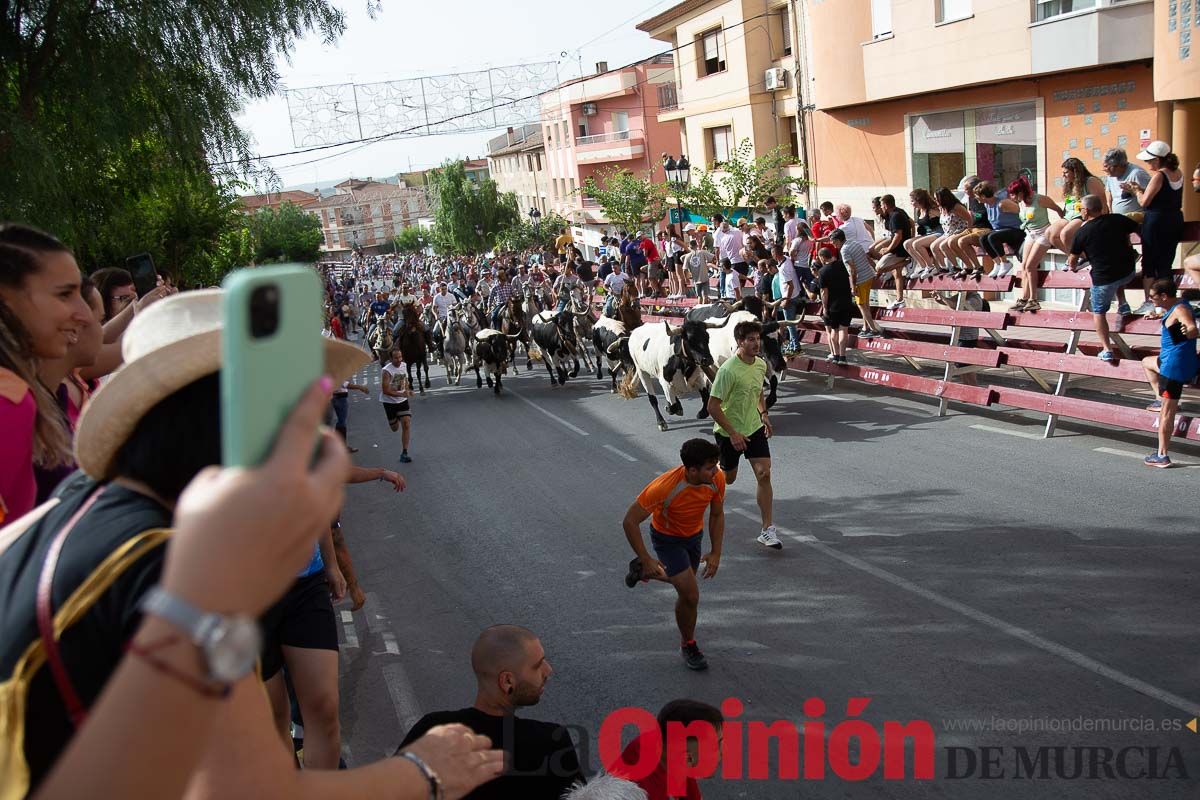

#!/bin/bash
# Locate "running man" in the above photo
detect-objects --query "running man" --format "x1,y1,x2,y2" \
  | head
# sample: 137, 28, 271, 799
382, 346, 414, 463
705, 320, 782, 550
622, 439, 725, 670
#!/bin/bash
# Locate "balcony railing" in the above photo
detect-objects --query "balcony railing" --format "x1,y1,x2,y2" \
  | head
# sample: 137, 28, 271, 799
575, 129, 642, 146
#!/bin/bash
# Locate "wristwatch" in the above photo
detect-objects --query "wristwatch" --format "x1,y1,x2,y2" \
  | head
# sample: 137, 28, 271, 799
140, 586, 262, 683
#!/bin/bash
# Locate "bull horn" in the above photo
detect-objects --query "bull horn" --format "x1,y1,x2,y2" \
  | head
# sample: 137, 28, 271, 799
727, 299, 744, 311
506, 327, 523, 338
663, 320, 682, 336
606, 336, 629, 355
704, 315, 733, 329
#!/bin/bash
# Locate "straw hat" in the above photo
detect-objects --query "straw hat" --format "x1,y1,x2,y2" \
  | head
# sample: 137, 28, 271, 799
74, 289, 370, 479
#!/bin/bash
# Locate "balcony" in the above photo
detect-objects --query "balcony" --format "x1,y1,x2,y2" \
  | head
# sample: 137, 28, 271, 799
574, 129, 646, 164
1030, 0, 1153, 74
657, 82, 678, 112
564, 70, 637, 104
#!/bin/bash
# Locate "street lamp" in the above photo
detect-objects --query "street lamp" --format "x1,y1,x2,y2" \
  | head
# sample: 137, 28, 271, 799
662, 154, 691, 230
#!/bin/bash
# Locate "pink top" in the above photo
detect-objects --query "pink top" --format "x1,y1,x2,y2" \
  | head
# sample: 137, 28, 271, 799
0, 368, 37, 525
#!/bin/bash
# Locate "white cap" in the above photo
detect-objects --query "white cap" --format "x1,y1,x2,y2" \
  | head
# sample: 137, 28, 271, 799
1136, 140, 1171, 161
683, 223, 696, 232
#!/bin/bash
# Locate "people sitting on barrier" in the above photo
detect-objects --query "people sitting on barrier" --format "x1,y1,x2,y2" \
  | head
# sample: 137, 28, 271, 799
871, 194, 913, 309
1128, 141, 1186, 316
1008, 177, 1064, 313
932, 188, 972, 275
1047, 157, 1106, 257
905, 189, 944, 276
1067, 195, 1140, 362
1102, 148, 1150, 227
947, 177, 992, 277
975, 182, 1024, 279
1141, 279, 1198, 469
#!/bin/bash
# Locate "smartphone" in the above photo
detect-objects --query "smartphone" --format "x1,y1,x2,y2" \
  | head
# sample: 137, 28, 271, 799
126, 253, 159, 297
221, 265, 323, 467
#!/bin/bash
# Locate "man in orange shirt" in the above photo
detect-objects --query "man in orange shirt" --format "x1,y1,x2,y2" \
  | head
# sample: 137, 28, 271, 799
621, 439, 725, 670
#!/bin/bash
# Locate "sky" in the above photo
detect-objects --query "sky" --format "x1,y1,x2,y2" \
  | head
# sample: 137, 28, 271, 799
239, 0, 675, 192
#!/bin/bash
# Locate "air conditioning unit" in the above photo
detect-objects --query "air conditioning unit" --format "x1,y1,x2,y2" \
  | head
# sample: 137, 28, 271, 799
582, 102, 598, 116
764, 68, 788, 91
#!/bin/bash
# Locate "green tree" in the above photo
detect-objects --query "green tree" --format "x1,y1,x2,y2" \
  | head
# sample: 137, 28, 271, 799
430, 160, 520, 254
682, 139, 804, 218
494, 210, 571, 252
250, 202, 323, 264
581, 166, 669, 235
393, 226, 425, 254
1, 0, 346, 263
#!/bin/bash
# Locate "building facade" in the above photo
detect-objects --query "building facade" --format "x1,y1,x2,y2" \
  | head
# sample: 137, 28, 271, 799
540, 56, 681, 255
486, 124, 549, 217
237, 189, 321, 214
637, 1, 807, 200
308, 178, 430, 256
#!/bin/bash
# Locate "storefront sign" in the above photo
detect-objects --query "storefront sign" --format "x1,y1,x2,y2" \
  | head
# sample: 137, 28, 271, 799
976, 103, 1036, 146
912, 111, 964, 154
1052, 82, 1135, 102
1140, 129, 1151, 148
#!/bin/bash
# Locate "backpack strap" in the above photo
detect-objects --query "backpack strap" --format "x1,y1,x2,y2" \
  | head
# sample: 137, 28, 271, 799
660, 475, 718, 525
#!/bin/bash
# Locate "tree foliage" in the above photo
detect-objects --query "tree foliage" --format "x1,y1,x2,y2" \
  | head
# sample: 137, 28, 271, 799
0, 0, 348, 272
430, 160, 520, 254
682, 139, 803, 216
581, 166, 669, 235
393, 226, 426, 254
494, 211, 571, 253
250, 202, 324, 265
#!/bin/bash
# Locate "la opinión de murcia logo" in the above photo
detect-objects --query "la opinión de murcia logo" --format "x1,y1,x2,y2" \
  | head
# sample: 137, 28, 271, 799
600, 697, 935, 795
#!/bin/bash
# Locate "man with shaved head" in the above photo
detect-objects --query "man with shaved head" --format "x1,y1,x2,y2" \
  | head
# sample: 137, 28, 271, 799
398, 625, 585, 798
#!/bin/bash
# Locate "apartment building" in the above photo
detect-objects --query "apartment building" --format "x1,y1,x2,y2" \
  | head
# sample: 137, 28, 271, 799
540, 56, 680, 254
637, 1, 807, 197
796, 0, 1186, 222
486, 124, 549, 216
237, 189, 321, 214
308, 178, 430, 256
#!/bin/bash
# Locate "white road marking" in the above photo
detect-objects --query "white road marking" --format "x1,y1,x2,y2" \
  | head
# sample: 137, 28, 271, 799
970, 423, 1044, 440
1094, 446, 1194, 465
603, 444, 638, 462
339, 610, 359, 649
509, 389, 589, 436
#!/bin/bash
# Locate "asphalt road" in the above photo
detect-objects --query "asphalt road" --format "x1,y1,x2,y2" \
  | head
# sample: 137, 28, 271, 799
332, 346, 1200, 799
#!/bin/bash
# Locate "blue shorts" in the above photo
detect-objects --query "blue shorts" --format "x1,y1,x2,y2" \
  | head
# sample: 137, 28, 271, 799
650, 527, 702, 577
1089, 272, 1135, 313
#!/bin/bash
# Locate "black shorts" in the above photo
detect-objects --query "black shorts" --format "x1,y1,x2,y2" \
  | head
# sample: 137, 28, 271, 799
715, 426, 770, 471
732, 262, 750, 278
822, 307, 853, 328
1157, 358, 1185, 399
383, 401, 411, 423
650, 527, 703, 577
260, 572, 339, 680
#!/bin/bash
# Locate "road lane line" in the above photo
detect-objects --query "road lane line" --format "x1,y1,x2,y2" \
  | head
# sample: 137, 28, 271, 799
339, 610, 359, 650
603, 444, 638, 462
1095, 446, 1194, 465
970, 423, 1044, 440
509, 389, 589, 436
794, 536, 1200, 716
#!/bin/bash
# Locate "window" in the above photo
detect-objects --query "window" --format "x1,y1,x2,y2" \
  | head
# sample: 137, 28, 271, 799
871, 0, 892, 38
545, 126, 552, 146
784, 116, 799, 161
697, 28, 726, 76
775, 5, 792, 56
1034, 0, 1096, 21
707, 125, 733, 165
612, 111, 629, 134
909, 103, 1037, 197
578, 119, 588, 139
562, 121, 570, 146
937, 0, 971, 23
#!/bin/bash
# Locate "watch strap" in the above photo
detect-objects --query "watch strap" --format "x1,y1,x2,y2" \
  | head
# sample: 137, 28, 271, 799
141, 586, 208, 644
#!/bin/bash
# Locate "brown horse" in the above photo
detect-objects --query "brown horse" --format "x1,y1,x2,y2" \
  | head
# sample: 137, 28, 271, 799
396, 305, 431, 393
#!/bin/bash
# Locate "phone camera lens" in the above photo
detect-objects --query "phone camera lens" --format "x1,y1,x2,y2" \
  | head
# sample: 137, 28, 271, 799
249, 285, 279, 338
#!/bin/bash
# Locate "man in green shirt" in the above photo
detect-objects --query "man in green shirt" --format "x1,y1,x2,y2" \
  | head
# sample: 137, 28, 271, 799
705, 320, 782, 550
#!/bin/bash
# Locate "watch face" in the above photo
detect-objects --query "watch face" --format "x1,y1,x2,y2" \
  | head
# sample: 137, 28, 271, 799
205, 617, 262, 683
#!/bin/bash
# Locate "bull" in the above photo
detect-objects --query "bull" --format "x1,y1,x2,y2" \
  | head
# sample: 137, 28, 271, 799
472, 328, 522, 395
623, 318, 722, 431
703, 310, 797, 409
591, 315, 633, 393
531, 308, 587, 387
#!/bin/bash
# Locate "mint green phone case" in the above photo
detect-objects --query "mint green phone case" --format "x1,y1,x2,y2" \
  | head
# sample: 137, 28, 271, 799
221, 265, 323, 467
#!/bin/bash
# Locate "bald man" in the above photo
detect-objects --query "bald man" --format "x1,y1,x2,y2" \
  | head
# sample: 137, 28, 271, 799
398, 625, 584, 798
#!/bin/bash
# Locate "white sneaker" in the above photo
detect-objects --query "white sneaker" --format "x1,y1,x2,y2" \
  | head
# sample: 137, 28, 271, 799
994, 261, 1014, 278
888, 299, 906, 310
757, 526, 783, 550
986, 264, 1002, 279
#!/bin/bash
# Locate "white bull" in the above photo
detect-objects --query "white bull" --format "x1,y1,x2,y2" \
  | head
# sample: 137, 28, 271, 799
624, 318, 720, 432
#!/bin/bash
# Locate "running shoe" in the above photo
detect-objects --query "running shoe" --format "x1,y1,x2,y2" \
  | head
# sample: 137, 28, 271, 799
624, 557, 643, 588
825, 353, 837, 362
1132, 301, 1156, 316
986, 264, 1002, 279
1011, 298, 1029, 311
888, 300, 905, 310
858, 329, 877, 340
1098, 350, 1114, 362
1146, 399, 1163, 412
835, 356, 849, 366
1117, 302, 1132, 316
994, 261, 1015, 278
681, 641, 709, 670
757, 526, 784, 549
399, 452, 413, 463
1143, 453, 1172, 469
1023, 300, 1041, 312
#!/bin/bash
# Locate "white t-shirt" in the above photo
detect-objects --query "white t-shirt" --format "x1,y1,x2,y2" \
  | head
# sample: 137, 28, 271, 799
432, 292, 456, 320
723, 271, 741, 298
778, 257, 803, 300
604, 271, 629, 296
788, 237, 813, 268
784, 217, 801, 245
715, 228, 745, 264
838, 217, 875, 250
381, 362, 409, 403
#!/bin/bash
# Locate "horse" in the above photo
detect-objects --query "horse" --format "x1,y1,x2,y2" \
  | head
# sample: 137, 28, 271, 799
395, 305, 431, 393
367, 313, 393, 365
441, 308, 470, 386
500, 294, 535, 370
